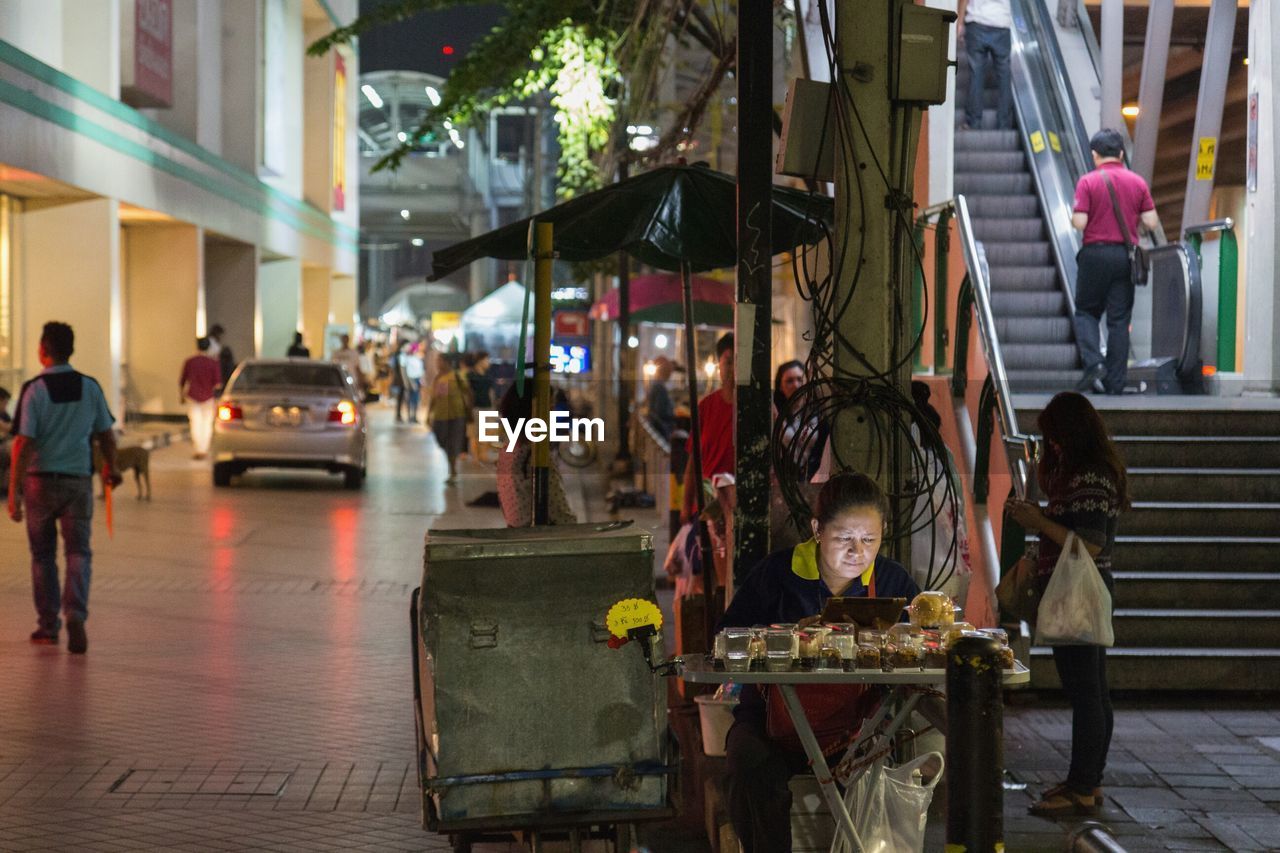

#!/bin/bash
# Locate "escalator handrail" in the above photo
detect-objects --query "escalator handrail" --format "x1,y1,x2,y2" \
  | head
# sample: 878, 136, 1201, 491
1019, 0, 1094, 179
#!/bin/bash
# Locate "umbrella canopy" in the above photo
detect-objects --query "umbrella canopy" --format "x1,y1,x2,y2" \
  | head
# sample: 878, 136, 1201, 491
590, 272, 733, 327
429, 163, 831, 280
377, 282, 470, 326
460, 281, 531, 329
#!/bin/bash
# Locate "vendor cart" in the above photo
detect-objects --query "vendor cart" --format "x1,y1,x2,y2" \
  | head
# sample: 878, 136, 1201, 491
410, 522, 677, 852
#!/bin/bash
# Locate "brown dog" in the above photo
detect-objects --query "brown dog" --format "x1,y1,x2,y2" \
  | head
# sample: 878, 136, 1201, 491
94, 444, 151, 500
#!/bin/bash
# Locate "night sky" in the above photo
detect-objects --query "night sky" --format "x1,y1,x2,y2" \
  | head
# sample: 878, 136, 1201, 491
357, 0, 506, 77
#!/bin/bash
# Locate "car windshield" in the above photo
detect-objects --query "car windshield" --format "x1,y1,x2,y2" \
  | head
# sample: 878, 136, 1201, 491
231, 363, 347, 392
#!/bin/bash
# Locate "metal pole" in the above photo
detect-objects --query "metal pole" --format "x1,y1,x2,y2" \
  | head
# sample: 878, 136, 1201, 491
616, 158, 633, 470
1068, 822, 1130, 852
680, 263, 713, 598
946, 635, 1005, 852
532, 222, 554, 524
734, 0, 773, 586
1181, 0, 1239, 230
934, 207, 953, 373
1099, 0, 1124, 131
1131, 0, 1174, 183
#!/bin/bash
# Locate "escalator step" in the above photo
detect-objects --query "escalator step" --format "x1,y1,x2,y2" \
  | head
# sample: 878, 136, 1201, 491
991, 291, 1069, 315
988, 266, 1059, 291
963, 195, 1040, 218
1002, 343, 1081, 371
954, 130, 1020, 151
954, 151, 1027, 173
997, 317, 1074, 343
984, 242, 1052, 266
953, 109, 1013, 131
955, 173, 1033, 195
972, 217, 1045, 242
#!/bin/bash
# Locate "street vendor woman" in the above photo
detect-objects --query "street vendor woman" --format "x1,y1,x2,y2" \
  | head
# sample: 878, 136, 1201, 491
718, 472, 920, 853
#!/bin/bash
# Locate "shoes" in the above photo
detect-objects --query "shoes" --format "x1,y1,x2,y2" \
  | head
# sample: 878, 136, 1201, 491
1074, 364, 1106, 393
1029, 783, 1100, 817
66, 619, 87, 654
29, 628, 58, 645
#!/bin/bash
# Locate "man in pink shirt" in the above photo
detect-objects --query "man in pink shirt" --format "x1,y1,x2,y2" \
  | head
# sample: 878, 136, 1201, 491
1071, 128, 1160, 394
179, 337, 222, 460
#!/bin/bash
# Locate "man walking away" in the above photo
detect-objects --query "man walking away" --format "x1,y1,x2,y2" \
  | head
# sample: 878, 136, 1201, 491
1071, 129, 1159, 395
208, 324, 236, 385
8, 322, 121, 654
331, 334, 362, 389
958, 0, 1013, 130
180, 337, 221, 460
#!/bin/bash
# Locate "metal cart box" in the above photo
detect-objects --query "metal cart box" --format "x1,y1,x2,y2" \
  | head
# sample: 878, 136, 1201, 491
414, 522, 670, 831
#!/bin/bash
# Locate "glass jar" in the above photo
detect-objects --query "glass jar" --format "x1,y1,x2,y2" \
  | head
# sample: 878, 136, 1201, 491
713, 630, 726, 670
856, 642, 881, 671
908, 591, 956, 628
765, 628, 797, 672
817, 635, 844, 671
723, 628, 752, 673
924, 643, 948, 670
797, 630, 821, 671
748, 628, 768, 672
830, 628, 859, 672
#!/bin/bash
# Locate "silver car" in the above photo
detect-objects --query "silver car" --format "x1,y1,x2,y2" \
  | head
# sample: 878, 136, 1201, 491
211, 359, 368, 489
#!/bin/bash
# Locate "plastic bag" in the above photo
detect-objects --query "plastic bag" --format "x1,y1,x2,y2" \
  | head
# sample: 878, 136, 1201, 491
834, 752, 944, 853
1034, 532, 1114, 646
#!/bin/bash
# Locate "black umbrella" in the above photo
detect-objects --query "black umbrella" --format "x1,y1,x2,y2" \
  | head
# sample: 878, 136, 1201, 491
431, 163, 831, 532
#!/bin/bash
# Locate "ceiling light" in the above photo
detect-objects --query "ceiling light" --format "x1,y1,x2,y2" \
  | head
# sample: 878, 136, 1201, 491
1121, 104, 1139, 118
361, 85, 383, 109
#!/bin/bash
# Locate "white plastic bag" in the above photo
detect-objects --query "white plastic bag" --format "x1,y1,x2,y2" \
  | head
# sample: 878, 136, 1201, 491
834, 752, 944, 853
1035, 532, 1114, 646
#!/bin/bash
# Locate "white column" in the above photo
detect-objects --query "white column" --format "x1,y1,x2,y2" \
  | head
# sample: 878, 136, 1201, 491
301, 267, 331, 356
1180, 0, 1240, 232
1243, 0, 1278, 392
204, 238, 257, 367
1099, 0, 1124, 131
258, 258, 303, 359
1131, 0, 1174, 184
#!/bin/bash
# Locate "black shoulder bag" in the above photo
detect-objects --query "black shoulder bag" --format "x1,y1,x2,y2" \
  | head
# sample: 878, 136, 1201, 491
1099, 170, 1148, 286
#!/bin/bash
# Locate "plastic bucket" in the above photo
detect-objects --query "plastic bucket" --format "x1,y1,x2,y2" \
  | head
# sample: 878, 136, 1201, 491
694, 694, 738, 757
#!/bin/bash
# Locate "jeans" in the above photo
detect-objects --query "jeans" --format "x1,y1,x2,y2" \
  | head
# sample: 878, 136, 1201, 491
723, 718, 811, 853
24, 474, 94, 631
406, 386, 421, 422
1074, 244, 1134, 393
1052, 645, 1114, 793
965, 23, 1013, 129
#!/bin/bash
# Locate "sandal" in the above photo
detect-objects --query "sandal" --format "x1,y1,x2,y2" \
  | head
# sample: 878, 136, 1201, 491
1028, 786, 1098, 817
1041, 782, 1104, 801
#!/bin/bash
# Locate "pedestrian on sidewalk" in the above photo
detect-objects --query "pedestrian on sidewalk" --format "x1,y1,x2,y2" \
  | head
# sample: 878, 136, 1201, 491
428, 356, 473, 485
1006, 391, 1128, 816
8, 321, 121, 654
957, 0, 1013, 130
1071, 129, 1160, 395
331, 333, 361, 389
389, 342, 407, 422
179, 337, 221, 460
286, 332, 310, 359
208, 324, 236, 385
402, 343, 425, 423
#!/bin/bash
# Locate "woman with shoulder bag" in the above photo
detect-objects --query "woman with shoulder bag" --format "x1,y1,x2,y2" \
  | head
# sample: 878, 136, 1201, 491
1006, 391, 1129, 817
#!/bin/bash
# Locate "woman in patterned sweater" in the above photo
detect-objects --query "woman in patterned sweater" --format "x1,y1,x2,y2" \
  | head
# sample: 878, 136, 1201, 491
1007, 391, 1129, 817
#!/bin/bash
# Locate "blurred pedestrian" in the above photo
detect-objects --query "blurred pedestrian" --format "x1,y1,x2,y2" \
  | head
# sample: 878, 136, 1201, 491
357, 341, 376, 399
179, 337, 221, 460
331, 334, 361, 387
286, 332, 310, 358
389, 342, 407, 422
208, 324, 236, 385
496, 382, 577, 526
1071, 129, 1159, 395
681, 333, 735, 523
0, 387, 11, 496
403, 343, 425, 423
429, 356, 473, 485
467, 351, 495, 461
646, 356, 676, 441
8, 322, 121, 654
958, 0, 1013, 130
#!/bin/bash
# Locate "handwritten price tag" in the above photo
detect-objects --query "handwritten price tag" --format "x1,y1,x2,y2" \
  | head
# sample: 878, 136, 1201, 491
606, 598, 663, 638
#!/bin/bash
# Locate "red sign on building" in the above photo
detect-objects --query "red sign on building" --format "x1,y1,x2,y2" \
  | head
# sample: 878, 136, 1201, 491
554, 310, 590, 338
121, 0, 173, 108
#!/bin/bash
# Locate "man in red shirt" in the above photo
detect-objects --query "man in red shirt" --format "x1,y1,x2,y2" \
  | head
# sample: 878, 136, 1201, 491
682, 333, 735, 522
1071, 128, 1160, 395
179, 337, 222, 460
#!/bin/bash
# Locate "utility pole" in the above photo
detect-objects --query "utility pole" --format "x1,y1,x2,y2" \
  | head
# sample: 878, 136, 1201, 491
615, 157, 633, 473
734, 0, 774, 586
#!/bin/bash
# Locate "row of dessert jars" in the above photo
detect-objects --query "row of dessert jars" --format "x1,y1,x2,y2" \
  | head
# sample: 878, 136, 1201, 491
714, 624, 1014, 672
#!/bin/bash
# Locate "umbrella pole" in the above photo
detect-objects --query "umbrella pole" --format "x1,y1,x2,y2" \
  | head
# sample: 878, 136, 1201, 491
681, 263, 716, 642
532, 222, 554, 525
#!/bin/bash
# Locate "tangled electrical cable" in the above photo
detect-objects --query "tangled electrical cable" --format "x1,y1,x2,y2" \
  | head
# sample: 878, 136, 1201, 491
770, 1, 965, 591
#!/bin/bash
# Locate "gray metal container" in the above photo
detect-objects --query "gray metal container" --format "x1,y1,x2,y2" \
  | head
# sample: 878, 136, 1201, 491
416, 522, 669, 829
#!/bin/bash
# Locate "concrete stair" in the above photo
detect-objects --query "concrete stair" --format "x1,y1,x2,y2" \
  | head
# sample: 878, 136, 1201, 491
1014, 400, 1280, 691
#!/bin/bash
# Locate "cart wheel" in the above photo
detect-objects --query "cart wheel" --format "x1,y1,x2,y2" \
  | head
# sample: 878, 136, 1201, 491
448, 833, 472, 853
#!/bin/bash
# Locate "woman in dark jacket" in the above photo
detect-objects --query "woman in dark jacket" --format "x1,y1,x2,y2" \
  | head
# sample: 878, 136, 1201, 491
1007, 391, 1129, 817
719, 472, 919, 852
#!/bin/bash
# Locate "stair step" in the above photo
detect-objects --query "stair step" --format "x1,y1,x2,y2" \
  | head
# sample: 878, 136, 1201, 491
983, 242, 1053, 266
954, 130, 1021, 152
1029, 647, 1280, 691
997, 317, 1074, 344
1114, 436, 1280, 468
956, 173, 1034, 195
1128, 468, 1280, 503
1111, 609, 1280, 647
955, 151, 1027, 172
1113, 572, 1280, 609
1001, 343, 1080, 371
988, 266, 1060, 291
972, 218, 1045, 242
965, 195, 1040, 218
1111, 536, 1280, 572
1005, 369, 1084, 392
1124, 502, 1280, 537
990, 291, 1069, 315
1016, 405, 1280, 437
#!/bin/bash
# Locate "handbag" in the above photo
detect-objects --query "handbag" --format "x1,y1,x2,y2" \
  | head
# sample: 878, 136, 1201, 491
1034, 532, 1115, 647
1100, 170, 1149, 286
996, 555, 1042, 624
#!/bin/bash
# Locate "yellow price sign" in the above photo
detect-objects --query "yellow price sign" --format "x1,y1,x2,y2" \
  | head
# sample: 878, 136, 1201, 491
1195, 137, 1217, 181
1029, 130, 1046, 154
1048, 131, 1061, 153
606, 598, 663, 638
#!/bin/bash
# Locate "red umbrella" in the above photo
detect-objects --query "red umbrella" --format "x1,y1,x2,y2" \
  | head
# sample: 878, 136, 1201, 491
589, 273, 733, 326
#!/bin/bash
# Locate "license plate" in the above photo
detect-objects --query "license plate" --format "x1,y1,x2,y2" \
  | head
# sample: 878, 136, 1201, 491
267, 405, 306, 426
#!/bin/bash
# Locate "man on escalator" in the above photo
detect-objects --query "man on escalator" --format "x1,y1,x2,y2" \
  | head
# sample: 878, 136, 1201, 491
957, 0, 1013, 130
1071, 129, 1160, 395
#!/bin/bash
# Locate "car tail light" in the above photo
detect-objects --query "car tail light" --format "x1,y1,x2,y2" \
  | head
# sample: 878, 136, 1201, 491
328, 400, 357, 426
218, 402, 243, 422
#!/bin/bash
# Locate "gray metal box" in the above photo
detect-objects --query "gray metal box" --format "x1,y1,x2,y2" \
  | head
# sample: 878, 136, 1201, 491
894, 5, 956, 105
416, 522, 669, 829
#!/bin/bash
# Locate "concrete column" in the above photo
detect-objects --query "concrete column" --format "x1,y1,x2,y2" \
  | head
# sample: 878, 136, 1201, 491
330, 275, 357, 333
1180, 0, 1240, 232
220, 0, 260, 173
303, 16, 334, 212
1099, 0, 1124, 131
0, 1, 64, 70
301, 267, 330, 356
17, 198, 122, 412
62, 0, 120, 98
258, 258, 302, 359
204, 238, 257, 367
1243, 0, 1278, 392
1131, 0, 1174, 184
124, 224, 200, 415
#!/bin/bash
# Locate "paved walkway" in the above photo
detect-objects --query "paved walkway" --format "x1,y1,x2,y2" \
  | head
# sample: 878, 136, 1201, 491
0, 407, 1275, 851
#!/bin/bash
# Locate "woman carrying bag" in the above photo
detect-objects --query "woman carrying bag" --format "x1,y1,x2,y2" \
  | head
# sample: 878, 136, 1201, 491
1006, 391, 1129, 817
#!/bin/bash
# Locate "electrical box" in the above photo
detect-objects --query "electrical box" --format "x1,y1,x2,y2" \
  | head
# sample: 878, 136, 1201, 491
776, 78, 836, 182
894, 5, 957, 105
